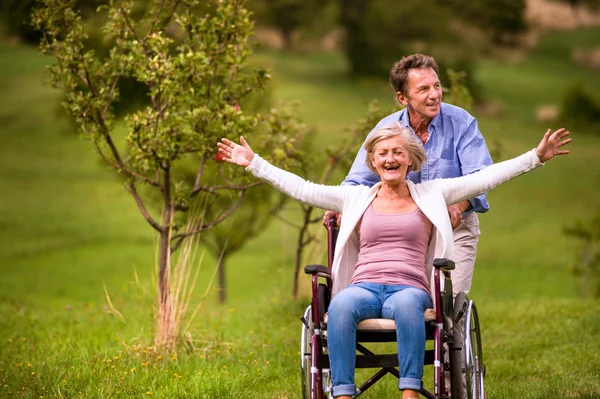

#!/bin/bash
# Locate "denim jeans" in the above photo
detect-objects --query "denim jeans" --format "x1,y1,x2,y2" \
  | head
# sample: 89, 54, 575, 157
327, 282, 433, 397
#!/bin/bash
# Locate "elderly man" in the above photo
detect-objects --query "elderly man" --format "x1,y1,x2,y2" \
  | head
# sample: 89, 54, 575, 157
325, 53, 493, 296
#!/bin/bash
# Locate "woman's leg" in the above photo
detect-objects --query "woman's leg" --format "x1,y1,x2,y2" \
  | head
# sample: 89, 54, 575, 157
402, 389, 420, 399
381, 286, 433, 394
327, 283, 381, 398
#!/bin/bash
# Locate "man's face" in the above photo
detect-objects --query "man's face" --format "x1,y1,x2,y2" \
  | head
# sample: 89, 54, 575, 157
397, 68, 442, 121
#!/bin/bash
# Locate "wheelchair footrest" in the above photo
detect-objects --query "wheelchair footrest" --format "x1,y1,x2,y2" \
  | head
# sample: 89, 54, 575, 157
317, 354, 399, 369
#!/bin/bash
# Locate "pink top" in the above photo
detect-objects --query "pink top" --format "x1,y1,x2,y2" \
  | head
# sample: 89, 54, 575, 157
351, 204, 433, 294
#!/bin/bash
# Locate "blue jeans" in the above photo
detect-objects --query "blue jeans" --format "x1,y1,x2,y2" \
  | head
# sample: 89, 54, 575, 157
327, 282, 433, 397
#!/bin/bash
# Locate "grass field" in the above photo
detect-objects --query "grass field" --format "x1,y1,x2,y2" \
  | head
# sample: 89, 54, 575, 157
1, 27, 600, 398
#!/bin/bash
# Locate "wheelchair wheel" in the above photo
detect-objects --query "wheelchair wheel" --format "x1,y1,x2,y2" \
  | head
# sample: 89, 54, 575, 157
301, 305, 312, 399
300, 305, 332, 399
452, 293, 485, 399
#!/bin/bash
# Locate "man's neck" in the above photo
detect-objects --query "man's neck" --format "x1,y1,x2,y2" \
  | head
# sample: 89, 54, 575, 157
407, 108, 432, 143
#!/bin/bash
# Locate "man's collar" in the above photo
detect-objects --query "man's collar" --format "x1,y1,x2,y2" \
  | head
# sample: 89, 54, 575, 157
398, 105, 442, 132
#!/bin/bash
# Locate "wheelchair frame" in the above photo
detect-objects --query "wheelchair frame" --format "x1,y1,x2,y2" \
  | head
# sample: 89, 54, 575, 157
300, 219, 485, 399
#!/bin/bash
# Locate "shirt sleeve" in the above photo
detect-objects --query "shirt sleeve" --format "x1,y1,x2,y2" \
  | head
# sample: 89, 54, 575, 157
457, 117, 494, 213
246, 154, 348, 212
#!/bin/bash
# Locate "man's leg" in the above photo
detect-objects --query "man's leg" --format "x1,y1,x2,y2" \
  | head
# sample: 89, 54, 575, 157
327, 283, 382, 398
448, 212, 481, 397
451, 212, 481, 296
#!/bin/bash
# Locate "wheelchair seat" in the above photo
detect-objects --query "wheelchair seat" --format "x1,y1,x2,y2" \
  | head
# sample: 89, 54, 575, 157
323, 308, 437, 333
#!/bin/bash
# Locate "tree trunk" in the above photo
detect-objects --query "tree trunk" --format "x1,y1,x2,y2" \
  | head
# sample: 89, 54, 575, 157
159, 226, 171, 307
155, 222, 174, 348
217, 256, 227, 304
281, 28, 293, 50
156, 164, 175, 348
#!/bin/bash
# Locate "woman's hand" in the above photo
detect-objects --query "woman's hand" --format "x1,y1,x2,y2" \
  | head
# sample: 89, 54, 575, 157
217, 136, 255, 167
535, 128, 571, 163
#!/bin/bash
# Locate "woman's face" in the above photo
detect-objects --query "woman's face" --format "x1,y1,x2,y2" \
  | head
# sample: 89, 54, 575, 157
371, 136, 412, 185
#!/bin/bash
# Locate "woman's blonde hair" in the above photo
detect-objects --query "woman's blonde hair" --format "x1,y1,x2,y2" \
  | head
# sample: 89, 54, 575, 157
364, 123, 426, 175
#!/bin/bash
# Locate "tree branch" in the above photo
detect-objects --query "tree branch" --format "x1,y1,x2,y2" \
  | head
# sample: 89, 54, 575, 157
272, 213, 303, 230
102, 76, 121, 119
190, 180, 262, 197
119, 5, 143, 44
127, 181, 163, 232
192, 156, 207, 193
146, 0, 167, 39
87, 130, 161, 188
171, 191, 246, 247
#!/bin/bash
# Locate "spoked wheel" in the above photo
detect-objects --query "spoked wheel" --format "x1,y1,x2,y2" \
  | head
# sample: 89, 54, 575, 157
300, 305, 333, 399
451, 293, 485, 399
301, 305, 312, 399
464, 298, 485, 399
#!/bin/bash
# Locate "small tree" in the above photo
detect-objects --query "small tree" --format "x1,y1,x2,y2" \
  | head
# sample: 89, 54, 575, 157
33, 0, 306, 348
563, 209, 600, 298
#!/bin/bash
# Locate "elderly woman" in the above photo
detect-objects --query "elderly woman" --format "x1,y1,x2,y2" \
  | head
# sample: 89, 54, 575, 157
217, 124, 570, 399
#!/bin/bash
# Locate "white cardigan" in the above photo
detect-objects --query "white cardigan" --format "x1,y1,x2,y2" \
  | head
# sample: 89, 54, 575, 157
247, 149, 543, 296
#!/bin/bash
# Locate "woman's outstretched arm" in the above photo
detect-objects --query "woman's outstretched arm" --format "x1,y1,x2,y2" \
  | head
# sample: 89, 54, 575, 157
431, 128, 571, 205
217, 137, 349, 213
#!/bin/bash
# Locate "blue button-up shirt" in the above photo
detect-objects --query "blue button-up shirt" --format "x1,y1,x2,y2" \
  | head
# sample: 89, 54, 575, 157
343, 102, 494, 215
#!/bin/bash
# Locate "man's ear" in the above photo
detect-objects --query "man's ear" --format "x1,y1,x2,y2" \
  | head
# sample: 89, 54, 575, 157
396, 91, 408, 106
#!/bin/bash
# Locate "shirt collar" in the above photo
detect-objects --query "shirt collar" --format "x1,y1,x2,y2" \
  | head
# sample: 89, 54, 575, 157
398, 106, 442, 133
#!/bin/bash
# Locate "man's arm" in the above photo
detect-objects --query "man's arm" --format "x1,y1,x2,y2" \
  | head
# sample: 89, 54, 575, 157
448, 200, 471, 229
457, 117, 494, 213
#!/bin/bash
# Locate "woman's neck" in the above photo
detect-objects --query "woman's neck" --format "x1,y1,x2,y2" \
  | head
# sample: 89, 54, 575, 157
378, 181, 411, 200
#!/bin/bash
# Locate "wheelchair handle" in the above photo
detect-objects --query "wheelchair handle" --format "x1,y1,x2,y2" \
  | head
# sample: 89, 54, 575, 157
326, 217, 337, 269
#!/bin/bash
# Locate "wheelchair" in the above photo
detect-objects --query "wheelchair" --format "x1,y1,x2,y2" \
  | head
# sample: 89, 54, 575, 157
300, 219, 485, 399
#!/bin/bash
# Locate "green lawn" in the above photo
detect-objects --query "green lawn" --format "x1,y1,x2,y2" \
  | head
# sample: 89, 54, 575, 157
1, 27, 600, 398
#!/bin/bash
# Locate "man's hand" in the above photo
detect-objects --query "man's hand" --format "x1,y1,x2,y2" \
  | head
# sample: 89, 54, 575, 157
323, 210, 341, 228
447, 200, 471, 229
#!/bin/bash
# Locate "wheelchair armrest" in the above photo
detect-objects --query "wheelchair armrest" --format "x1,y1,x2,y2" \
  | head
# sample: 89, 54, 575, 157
433, 258, 455, 271
304, 264, 331, 276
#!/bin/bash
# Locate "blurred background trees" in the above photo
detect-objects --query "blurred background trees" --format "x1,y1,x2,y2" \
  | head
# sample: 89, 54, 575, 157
244, 0, 529, 98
